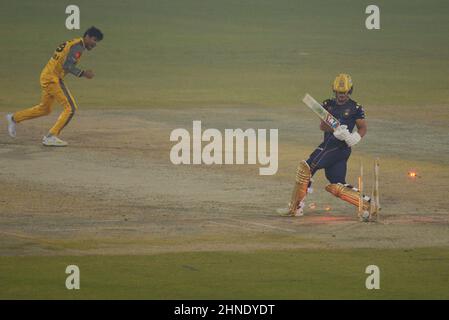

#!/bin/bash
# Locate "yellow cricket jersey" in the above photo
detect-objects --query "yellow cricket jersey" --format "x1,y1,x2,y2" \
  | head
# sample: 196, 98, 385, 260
41, 37, 86, 83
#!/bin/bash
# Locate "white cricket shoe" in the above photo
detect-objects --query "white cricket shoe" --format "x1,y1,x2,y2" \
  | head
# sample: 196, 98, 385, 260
277, 200, 305, 217
295, 200, 305, 216
6, 113, 16, 138
42, 135, 68, 147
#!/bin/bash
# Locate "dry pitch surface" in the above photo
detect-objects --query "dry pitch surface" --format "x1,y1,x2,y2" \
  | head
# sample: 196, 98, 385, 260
1, 106, 448, 256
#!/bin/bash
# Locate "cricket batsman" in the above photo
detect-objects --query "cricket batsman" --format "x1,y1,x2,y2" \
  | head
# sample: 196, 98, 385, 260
286, 74, 371, 216
5, 26, 103, 146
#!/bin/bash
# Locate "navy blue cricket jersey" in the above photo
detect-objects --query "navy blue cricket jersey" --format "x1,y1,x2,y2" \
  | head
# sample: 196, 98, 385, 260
320, 98, 365, 148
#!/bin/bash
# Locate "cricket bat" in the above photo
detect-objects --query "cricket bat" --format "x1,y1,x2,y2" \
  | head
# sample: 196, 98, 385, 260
302, 94, 340, 130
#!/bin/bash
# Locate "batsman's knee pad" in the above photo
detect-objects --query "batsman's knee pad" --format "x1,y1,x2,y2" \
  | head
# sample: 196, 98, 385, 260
325, 183, 370, 211
288, 160, 312, 214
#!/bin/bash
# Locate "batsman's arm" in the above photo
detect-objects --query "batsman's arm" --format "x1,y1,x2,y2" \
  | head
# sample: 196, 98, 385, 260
355, 119, 367, 137
343, 119, 366, 147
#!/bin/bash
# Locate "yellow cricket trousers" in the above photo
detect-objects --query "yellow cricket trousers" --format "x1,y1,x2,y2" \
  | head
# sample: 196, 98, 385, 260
13, 79, 78, 136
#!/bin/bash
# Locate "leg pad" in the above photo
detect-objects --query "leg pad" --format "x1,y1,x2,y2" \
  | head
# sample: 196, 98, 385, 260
325, 183, 371, 211
288, 161, 311, 215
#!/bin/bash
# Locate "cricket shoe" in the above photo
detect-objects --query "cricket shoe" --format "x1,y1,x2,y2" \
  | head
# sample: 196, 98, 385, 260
294, 200, 305, 216
277, 200, 305, 217
42, 135, 68, 147
6, 113, 16, 138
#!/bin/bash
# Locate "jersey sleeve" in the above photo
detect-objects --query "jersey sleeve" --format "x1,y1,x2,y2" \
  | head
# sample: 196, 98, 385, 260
63, 43, 84, 77
355, 104, 366, 120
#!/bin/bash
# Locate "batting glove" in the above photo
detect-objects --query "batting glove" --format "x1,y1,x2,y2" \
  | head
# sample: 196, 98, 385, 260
345, 132, 362, 147
333, 125, 350, 141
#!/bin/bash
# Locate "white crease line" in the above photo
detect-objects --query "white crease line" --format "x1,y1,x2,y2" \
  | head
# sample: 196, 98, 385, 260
0, 231, 36, 239
36, 227, 143, 232
34, 229, 82, 232
206, 221, 258, 231
225, 218, 297, 233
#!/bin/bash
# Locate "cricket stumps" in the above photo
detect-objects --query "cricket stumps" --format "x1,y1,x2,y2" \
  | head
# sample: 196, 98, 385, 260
369, 157, 381, 222
358, 157, 381, 222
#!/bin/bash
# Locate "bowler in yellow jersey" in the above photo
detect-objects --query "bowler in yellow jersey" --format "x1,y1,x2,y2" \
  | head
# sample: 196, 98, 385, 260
5, 26, 103, 146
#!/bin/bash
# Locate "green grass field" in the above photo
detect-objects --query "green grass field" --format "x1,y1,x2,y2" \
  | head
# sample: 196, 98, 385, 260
1, 248, 449, 299
0, 0, 448, 109
1, 0, 448, 299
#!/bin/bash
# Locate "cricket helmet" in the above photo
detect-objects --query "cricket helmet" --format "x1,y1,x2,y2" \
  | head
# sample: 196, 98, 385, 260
333, 73, 353, 94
